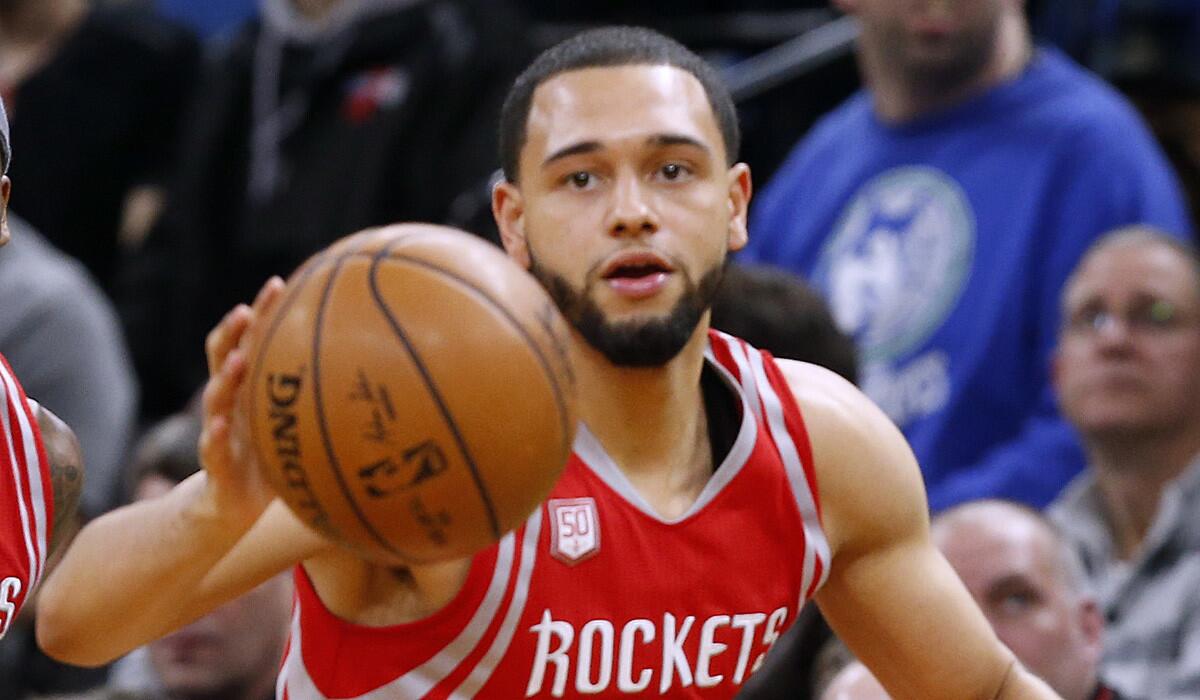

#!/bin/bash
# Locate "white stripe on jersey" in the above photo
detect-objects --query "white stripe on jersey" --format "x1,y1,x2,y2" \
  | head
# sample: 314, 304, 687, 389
276, 609, 305, 700
741, 342, 831, 604
0, 366, 48, 589
710, 331, 762, 413
279, 529, 521, 699
451, 508, 543, 698
0, 368, 39, 595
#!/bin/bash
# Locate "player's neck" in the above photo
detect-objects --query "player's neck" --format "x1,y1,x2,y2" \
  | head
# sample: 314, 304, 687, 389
865, 12, 1031, 124
574, 324, 712, 484
1087, 430, 1200, 559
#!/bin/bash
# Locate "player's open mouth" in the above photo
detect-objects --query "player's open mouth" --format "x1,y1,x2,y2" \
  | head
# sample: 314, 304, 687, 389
601, 253, 674, 299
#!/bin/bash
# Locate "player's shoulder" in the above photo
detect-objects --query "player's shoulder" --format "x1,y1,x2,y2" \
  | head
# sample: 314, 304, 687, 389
772, 359, 876, 435
771, 359, 929, 553
771, 358, 900, 480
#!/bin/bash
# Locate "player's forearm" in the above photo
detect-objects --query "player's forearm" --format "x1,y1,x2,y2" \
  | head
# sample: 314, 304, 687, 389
35, 473, 249, 666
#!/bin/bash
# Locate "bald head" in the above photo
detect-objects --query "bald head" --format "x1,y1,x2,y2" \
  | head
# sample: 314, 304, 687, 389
1062, 226, 1200, 315
932, 500, 1102, 700
933, 500, 1086, 593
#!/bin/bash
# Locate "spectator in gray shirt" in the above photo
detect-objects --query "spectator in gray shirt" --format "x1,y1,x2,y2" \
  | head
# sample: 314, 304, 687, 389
0, 215, 136, 517
1050, 225, 1200, 699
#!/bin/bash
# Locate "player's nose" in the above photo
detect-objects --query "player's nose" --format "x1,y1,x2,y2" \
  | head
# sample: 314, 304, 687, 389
605, 173, 657, 238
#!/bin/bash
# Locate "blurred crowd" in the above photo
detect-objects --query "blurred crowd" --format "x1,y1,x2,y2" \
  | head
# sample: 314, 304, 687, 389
1, 0, 1198, 698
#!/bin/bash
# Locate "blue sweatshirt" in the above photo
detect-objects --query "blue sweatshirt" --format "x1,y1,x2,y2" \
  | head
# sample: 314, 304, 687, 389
744, 47, 1193, 510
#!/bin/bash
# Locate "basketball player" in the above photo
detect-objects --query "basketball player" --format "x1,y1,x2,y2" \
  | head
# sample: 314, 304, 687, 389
0, 100, 84, 642
38, 28, 1060, 698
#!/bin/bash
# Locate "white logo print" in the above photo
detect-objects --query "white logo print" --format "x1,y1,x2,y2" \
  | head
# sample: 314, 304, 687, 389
817, 166, 975, 362
549, 498, 600, 565
815, 166, 975, 426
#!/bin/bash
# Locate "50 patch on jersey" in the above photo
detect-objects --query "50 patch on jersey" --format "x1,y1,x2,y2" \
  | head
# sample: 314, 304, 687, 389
549, 498, 600, 565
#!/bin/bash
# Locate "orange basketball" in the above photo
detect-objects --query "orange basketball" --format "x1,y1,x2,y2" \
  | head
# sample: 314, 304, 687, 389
239, 224, 577, 564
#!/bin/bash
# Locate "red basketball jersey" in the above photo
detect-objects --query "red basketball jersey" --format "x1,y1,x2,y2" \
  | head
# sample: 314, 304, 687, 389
278, 332, 829, 698
0, 353, 51, 640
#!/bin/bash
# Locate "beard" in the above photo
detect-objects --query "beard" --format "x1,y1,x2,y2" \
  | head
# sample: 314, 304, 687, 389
879, 16, 1001, 99
529, 253, 726, 367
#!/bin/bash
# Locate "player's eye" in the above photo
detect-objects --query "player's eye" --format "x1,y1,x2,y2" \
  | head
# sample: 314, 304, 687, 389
565, 172, 595, 190
657, 163, 691, 181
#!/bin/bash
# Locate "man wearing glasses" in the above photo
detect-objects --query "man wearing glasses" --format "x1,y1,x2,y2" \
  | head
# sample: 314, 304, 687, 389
1051, 226, 1200, 699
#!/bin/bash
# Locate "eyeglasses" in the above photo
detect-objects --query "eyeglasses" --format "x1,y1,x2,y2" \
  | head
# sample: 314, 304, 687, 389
1064, 298, 1198, 336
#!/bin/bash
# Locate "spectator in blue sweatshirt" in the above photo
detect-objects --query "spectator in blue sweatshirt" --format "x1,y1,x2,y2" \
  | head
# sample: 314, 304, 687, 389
743, 0, 1192, 511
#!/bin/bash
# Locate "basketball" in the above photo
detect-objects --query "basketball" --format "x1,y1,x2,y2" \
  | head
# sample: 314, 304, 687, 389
238, 224, 578, 564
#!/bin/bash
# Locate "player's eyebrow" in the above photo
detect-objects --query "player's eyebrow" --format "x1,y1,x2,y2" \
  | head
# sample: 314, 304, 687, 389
647, 133, 710, 154
542, 133, 712, 169
542, 141, 602, 167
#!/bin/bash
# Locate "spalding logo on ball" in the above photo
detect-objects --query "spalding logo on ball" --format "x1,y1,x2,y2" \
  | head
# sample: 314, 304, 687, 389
239, 224, 578, 565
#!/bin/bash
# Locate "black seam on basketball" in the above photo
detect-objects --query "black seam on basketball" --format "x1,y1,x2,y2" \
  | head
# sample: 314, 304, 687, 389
367, 247, 503, 540
248, 256, 345, 540
311, 255, 422, 560
381, 252, 574, 458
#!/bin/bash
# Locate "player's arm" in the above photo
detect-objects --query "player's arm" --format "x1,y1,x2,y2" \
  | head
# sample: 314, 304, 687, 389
35, 278, 329, 665
29, 402, 83, 559
778, 361, 1060, 700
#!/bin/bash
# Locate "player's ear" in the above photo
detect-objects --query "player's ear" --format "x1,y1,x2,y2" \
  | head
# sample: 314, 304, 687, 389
493, 179, 531, 269
1077, 597, 1105, 662
0, 176, 11, 248
726, 163, 751, 253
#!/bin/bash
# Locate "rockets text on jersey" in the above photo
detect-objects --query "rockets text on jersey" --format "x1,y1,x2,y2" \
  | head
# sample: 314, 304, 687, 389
524, 605, 791, 696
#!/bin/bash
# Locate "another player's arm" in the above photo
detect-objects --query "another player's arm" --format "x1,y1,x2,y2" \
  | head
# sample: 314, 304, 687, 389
778, 361, 1061, 700
30, 402, 83, 558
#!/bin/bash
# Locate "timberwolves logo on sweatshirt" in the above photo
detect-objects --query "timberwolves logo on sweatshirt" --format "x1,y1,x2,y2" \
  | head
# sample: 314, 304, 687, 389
815, 166, 976, 426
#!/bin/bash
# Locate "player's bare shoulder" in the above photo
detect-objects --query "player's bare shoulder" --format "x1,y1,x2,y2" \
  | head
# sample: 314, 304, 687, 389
28, 401, 82, 555
772, 360, 929, 555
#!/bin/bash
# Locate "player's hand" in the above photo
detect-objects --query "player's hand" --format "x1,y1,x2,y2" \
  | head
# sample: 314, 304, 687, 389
198, 276, 286, 529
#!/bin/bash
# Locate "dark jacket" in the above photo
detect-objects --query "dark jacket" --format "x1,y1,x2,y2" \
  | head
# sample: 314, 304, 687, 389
121, 0, 527, 418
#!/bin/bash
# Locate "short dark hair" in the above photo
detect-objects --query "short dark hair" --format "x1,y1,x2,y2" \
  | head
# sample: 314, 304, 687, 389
499, 26, 740, 183
710, 264, 859, 384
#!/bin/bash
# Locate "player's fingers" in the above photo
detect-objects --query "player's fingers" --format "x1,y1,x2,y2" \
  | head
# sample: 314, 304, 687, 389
201, 348, 247, 423
206, 305, 251, 377
238, 277, 286, 354
252, 275, 285, 315
198, 414, 229, 470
